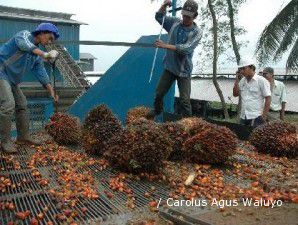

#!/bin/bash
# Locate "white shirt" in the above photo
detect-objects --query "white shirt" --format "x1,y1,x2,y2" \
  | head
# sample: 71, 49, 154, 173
239, 74, 271, 120
270, 80, 287, 111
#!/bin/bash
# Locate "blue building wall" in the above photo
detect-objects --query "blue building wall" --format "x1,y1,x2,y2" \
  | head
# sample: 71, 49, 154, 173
68, 35, 175, 124
0, 18, 80, 83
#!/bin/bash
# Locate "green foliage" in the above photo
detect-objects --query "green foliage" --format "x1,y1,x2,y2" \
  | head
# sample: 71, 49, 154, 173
256, 0, 298, 72
196, 0, 247, 71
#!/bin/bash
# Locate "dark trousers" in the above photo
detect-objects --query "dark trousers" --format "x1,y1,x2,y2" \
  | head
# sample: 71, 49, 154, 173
240, 116, 265, 128
154, 70, 192, 117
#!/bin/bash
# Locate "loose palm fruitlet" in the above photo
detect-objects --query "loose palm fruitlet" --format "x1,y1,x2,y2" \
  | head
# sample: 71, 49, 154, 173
45, 113, 81, 145
177, 117, 212, 136
182, 125, 238, 164
159, 122, 189, 161
126, 106, 153, 125
82, 105, 123, 155
104, 120, 173, 173
249, 121, 297, 158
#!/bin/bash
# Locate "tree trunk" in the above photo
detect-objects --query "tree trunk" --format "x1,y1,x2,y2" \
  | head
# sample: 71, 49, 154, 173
226, 0, 241, 121
226, 0, 241, 65
208, 0, 230, 120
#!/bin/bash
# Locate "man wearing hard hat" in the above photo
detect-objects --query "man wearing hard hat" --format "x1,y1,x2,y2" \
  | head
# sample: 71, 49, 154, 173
233, 59, 271, 128
0, 23, 59, 153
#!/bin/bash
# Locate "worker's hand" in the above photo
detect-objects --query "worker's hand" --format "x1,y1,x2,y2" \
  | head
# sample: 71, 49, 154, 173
155, 39, 167, 49
235, 70, 242, 82
43, 50, 59, 63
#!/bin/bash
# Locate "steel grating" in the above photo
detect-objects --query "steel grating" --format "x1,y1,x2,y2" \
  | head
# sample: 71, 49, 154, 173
1, 143, 289, 224
0, 146, 171, 224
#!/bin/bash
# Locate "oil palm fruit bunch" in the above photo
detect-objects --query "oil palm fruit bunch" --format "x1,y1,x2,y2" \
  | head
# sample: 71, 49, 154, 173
177, 117, 212, 136
103, 129, 131, 171
82, 105, 123, 155
127, 117, 157, 128
104, 120, 173, 173
249, 121, 297, 158
45, 113, 81, 145
126, 106, 153, 125
182, 125, 238, 164
159, 122, 189, 161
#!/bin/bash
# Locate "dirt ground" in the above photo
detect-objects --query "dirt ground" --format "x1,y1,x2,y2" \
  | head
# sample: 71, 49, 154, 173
198, 203, 298, 225
124, 203, 298, 225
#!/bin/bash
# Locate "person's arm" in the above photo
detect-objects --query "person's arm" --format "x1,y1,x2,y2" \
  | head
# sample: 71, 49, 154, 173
155, 40, 177, 50
15, 31, 38, 52
280, 102, 286, 120
15, 31, 46, 58
233, 71, 241, 97
263, 96, 271, 120
15, 31, 53, 61
279, 83, 287, 120
45, 83, 59, 102
31, 59, 58, 102
175, 30, 202, 55
261, 79, 271, 120
155, 29, 202, 54
32, 48, 48, 58
155, 0, 179, 32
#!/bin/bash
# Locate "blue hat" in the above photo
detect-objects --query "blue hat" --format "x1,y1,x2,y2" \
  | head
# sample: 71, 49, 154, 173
32, 23, 60, 39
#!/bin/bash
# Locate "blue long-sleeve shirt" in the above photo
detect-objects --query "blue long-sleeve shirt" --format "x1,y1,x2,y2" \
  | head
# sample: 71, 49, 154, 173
155, 12, 202, 77
0, 30, 50, 86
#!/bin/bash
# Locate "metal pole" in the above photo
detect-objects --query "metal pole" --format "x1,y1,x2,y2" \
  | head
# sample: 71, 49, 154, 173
172, 0, 177, 16
149, 14, 166, 83
52, 62, 58, 113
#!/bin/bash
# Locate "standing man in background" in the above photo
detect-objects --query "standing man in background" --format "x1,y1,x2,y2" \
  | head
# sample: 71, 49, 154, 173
0, 23, 60, 153
147, 0, 202, 119
262, 67, 287, 121
233, 59, 271, 128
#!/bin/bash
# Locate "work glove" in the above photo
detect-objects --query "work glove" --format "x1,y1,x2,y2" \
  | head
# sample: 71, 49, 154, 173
44, 50, 59, 63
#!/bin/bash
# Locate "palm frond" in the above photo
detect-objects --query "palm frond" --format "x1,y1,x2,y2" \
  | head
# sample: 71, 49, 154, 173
286, 39, 298, 73
273, 16, 298, 61
256, 0, 298, 65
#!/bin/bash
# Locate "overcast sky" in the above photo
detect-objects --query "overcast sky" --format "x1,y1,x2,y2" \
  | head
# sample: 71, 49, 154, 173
0, 0, 291, 72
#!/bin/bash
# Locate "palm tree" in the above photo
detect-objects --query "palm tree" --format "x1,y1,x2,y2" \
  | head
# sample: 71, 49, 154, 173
256, 0, 298, 73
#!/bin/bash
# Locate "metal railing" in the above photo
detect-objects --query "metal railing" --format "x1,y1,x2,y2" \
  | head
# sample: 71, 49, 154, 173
191, 73, 298, 81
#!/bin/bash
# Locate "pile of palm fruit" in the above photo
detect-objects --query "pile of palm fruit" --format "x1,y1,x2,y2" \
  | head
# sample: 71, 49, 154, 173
45, 113, 81, 145
249, 121, 297, 158
46, 105, 297, 175
81, 105, 123, 155
126, 106, 153, 125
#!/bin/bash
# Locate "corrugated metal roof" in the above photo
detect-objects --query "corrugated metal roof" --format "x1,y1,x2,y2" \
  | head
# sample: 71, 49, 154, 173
0, 5, 87, 25
80, 53, 97, 59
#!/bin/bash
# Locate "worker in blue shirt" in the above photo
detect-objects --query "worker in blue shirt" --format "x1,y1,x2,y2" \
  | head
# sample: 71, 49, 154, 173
0, 23, 60, 153
147, 0, 202, 119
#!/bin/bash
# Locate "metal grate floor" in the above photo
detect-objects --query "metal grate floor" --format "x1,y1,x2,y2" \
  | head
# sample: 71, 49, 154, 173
0, 146, 170, 225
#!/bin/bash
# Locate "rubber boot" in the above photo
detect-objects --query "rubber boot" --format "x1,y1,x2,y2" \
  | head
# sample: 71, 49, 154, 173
0, 115, 17, 154
15, 111, 42, 146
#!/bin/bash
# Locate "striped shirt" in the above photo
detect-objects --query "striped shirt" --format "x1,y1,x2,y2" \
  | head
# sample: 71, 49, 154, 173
0, 30, 50, 86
